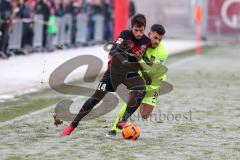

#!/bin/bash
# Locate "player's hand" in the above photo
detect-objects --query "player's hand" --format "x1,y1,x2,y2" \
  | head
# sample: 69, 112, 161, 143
135, 49, 146, 61
119, 40, 134, 51
142, 72, 152, 85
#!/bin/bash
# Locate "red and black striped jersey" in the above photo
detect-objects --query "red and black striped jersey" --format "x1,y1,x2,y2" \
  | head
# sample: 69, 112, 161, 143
110, 30, 150, 62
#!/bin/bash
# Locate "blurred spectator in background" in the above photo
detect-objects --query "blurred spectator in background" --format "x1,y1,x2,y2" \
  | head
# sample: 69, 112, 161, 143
86, 0, 103, 42
11, 0, 22, 18
20, 0, 34, 49
55, 0, 65, 48
46, 7, 57, 51
128, 0, 135, 28
47, 0, 56, 10
0, 0, 116, 59
55, 0, 65, 18
81, 0, 88, 13
102, 0, 113, 41
0, 0, 13, 58
35, 0, 50, 49
66, 0, 81, 46
129, 0, 136, 17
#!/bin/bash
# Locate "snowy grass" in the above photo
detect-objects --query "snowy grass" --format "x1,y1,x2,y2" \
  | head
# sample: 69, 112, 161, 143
0, 44, 239, 160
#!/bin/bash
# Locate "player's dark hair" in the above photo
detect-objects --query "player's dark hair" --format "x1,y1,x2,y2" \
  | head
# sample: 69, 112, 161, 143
151, 24, 166, 35
131, 13, 146, 28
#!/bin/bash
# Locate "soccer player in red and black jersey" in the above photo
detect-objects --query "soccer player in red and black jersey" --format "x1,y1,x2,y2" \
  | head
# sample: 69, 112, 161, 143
61, 14, 151, 136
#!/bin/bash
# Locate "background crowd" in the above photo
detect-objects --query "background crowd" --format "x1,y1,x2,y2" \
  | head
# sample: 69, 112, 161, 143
0, 0, 136, 59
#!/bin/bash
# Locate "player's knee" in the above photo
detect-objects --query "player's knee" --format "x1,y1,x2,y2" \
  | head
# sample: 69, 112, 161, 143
139, 104, 153, 119
140, 112, 150, 119
140, 109, 151, 119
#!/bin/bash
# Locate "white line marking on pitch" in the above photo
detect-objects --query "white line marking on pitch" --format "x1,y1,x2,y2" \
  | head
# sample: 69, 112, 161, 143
0, 55, 198, 127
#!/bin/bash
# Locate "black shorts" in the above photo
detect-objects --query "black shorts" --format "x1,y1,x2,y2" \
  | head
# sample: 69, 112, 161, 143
99, 72, 145, 92
99, 55, 146, 92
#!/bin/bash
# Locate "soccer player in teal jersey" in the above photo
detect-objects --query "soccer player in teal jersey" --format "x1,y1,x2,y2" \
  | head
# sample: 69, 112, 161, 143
108, 24, 168, 135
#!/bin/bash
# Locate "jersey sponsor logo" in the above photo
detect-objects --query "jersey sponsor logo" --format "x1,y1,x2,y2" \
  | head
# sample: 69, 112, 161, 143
150, 55, 155, 62
116, 38, 124, 45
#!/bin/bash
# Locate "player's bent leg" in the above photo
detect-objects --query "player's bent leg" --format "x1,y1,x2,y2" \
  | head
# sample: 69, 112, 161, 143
61, 89, 108, 136
117, 75, 146, 129
139, 89, 158, 119
118, 89, 146, 129
71, 89, 107, 127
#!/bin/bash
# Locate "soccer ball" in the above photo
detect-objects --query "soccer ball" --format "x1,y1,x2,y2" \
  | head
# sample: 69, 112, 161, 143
122, 124, 140, 140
